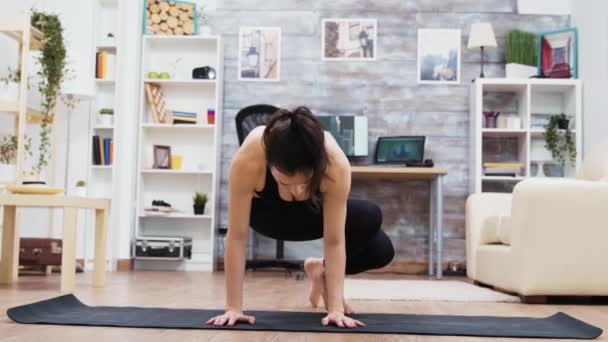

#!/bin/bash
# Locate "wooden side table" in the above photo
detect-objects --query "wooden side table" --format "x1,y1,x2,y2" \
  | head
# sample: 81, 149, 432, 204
0, 194, 110, 293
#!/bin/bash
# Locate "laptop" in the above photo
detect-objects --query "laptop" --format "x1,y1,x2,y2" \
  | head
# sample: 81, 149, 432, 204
374, 136, 426, 165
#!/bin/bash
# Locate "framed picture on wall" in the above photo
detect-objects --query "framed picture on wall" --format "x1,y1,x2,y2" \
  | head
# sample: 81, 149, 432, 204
537, 28, 578, 79
417, 29, 461, 84
153, 145, 172, 169
238, 27, 281, 82
322, 18, 377, 61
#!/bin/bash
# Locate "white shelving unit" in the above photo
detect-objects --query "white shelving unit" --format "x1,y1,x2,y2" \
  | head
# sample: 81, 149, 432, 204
134, 35, 223, 272
88, 0, 119, 200
470, 78, 582, 193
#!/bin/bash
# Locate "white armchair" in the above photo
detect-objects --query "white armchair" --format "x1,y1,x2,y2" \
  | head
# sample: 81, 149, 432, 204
466, 142, 608, 297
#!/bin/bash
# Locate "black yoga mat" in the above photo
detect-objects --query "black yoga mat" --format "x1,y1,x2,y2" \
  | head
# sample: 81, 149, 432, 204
7, 295, 602, 339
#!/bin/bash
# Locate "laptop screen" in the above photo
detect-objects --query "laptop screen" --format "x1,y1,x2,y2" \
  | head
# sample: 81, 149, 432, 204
374, 136, 425, 164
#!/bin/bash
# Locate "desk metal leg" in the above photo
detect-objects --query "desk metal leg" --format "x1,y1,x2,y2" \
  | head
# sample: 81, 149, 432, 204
428, 180, 434, 276
435, 175, 444, 279
61, 207, 78, 294
0, 206, 18, 284
93, 208, 108, 288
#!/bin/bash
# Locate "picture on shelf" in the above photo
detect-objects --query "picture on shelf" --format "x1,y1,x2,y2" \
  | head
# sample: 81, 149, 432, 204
322, 18, 377, 61
238, 27, 281, 82
153, 145, 172, 169
538, 28, 578, 79
417, 29, 461, 84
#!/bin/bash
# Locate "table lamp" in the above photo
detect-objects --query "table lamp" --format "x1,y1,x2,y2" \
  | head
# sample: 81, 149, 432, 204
467, 23, 497, 79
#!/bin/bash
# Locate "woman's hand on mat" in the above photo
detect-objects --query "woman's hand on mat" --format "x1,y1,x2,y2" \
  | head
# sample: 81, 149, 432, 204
206, 310, 255, 326
322, 311, 365, 328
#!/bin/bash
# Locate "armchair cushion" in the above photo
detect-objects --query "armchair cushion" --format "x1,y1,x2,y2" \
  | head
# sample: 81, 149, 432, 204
480, 216, 512, 245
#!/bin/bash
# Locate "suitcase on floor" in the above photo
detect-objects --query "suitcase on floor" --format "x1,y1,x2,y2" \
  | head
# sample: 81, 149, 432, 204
135, 236, 192, 260
19, 238, 63, 267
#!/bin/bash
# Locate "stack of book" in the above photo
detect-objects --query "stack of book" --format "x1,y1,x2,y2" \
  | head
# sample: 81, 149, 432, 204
95, 51, 116, 80
172, 111, 197, 125
483, 162, 524, 177
92, 136, 114, 165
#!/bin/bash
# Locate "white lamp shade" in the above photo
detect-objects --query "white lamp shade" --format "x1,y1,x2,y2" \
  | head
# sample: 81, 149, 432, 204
467, 23, 497, 48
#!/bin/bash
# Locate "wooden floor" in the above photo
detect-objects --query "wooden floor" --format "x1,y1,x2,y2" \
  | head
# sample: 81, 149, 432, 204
1, 271, 606, 341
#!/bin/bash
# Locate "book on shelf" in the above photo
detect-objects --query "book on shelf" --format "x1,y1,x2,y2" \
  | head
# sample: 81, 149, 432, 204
172, 110, 197, 125
92, 135, 114, 165
483, 162, 524, 168
483, 162, 523, 177
95, 51, 116, 80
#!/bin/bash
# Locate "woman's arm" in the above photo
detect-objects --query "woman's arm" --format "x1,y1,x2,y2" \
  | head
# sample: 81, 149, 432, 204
208, 135, 264, 326
323, 158, 351, 314
224, 159, 253, 312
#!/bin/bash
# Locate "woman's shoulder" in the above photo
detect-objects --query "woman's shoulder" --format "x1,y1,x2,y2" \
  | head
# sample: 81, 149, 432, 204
322, 132, 351, 192
231, 127, 266, 175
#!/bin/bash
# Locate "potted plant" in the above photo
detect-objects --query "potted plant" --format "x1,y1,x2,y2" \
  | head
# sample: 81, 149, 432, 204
505, 30, 538, 79
544, 113, 577, 167
98, 108, 114, 126
193, 192, 208, 215
74, 180, 87, 197
22, 11, 69, 184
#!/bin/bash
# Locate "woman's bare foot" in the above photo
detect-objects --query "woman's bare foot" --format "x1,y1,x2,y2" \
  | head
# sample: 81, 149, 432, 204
304, 257, 325, 308
305, 257, 354, 315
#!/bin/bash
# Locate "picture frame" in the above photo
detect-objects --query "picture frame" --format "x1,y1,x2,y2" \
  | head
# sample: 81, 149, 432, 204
322, 18, 377, 61
238, 27, 282, 82
153, 145, 172, 169
417, 29, 461, 84
537, 28, 578, 79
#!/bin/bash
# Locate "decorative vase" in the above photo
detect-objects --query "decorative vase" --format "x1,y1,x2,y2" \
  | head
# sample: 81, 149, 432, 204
207, 109, 215, 125
193, 203, 206, 215
557, 118, 570, 130
74, 187, 87, 197
483, 111, 500, 128
98, 114, 114, 126
535, 161, 546, 177
506, 63, 537, 79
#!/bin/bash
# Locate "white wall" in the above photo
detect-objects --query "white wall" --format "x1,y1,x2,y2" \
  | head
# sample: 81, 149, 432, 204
571, 2, 608, 151
518, 0, 571, 15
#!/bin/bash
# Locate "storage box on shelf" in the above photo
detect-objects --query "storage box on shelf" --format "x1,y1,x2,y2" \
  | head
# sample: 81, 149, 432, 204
470, 78, 582, 193
135, 35, 223, 271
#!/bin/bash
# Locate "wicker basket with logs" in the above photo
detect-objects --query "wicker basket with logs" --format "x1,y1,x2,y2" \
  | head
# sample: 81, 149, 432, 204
145, 0, 197, 36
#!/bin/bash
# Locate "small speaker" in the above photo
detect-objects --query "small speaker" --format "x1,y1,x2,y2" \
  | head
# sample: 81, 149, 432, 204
192, 66, 216, 80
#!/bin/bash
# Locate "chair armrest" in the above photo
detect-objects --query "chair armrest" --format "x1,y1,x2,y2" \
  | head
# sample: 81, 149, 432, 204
465, 192, 512, 279
509, 178, 608, 288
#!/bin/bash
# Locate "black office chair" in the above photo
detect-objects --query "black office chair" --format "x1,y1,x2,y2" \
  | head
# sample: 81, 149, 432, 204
235, 104, 304, 278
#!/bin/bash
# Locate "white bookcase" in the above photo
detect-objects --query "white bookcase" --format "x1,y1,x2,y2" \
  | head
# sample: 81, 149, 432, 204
469, 78, 582, 193
134, 35, 223, 272
88, 0, 119, 199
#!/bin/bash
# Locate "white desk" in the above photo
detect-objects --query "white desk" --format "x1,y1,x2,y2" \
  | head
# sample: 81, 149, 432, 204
351, 166, 448, 279
0, 194, 110, 293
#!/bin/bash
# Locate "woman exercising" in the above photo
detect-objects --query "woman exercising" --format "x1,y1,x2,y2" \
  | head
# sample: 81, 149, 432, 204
206, 106, 394, 328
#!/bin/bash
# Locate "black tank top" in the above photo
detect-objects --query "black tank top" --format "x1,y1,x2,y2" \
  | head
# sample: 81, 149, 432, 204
254, 167, 317, 205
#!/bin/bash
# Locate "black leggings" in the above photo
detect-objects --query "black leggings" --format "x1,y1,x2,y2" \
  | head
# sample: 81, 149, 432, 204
250, 198, 394, 275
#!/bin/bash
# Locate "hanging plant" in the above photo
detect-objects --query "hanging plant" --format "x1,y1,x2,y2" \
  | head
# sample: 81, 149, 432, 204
543, 113, 577, 166
29, 10, 68, 177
